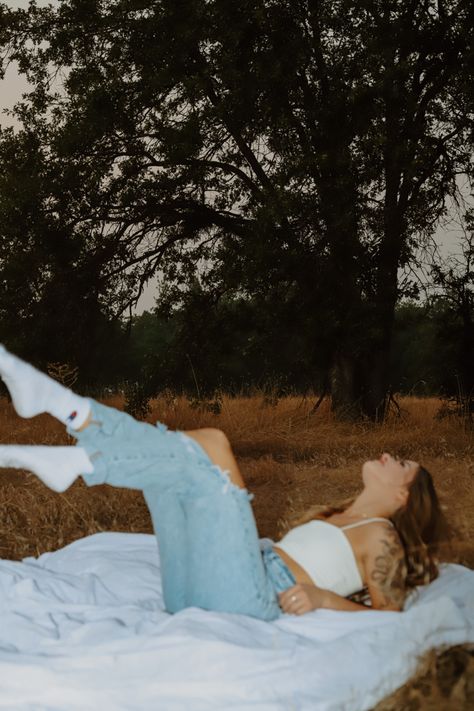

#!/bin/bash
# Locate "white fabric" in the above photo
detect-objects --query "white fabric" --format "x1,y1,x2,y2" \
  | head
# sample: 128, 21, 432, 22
0, 532, 472, 711
0, 445, 92, 493
0, 344, 90, 428
276, 519, 366, 595
340, 517, 393, 530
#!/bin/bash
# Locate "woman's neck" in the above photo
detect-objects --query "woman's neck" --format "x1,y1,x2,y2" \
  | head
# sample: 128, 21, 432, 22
343, 491, 392, 520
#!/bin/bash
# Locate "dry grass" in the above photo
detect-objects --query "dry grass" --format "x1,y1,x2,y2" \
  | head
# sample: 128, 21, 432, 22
0, 393, 473, 708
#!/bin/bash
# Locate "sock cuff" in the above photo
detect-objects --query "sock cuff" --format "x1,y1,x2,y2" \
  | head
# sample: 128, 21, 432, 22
64, 397, 91, 430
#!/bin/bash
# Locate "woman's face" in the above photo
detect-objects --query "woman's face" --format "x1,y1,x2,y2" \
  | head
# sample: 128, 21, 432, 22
362, 453, 419, 494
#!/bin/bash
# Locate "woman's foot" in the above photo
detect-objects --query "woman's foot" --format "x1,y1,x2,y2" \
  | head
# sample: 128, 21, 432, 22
0, 345, 90, 429
0, 445, 94, 492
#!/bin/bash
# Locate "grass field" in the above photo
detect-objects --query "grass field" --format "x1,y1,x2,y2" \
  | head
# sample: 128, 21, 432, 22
0, 393, 473, 708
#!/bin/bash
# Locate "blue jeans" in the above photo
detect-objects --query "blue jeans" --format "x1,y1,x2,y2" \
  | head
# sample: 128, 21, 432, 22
69, 400, 295, 620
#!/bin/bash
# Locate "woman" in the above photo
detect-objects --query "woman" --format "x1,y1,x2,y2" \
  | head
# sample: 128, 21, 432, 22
0, 345, 448, 620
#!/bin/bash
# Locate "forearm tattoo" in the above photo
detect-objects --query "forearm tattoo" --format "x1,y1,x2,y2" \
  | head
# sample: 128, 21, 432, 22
370, 525, 407, 610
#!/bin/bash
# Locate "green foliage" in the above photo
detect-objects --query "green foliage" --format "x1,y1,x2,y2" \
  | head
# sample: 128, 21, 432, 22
390, 302, 453, 395
123, 298, 460, 400
429, 226, 474, 419
0, 1, 473, 415
123, 379, 152, 420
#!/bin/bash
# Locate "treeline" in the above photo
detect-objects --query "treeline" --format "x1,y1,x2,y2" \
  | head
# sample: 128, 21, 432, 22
47, 297, 464, 404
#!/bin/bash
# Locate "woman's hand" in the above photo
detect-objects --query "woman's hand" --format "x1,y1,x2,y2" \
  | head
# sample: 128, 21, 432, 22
278, 583, 327, 615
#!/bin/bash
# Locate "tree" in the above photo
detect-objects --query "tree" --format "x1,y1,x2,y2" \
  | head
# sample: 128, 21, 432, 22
1, 0, 473, 415
0, 126, 128, 384
431, 213, 474, 415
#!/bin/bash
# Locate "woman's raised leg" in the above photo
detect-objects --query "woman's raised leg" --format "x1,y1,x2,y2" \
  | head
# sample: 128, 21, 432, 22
0, 345, 90, 428
184, 428, 246, 489
0, 346, 284, 619
71, 401, 282, 619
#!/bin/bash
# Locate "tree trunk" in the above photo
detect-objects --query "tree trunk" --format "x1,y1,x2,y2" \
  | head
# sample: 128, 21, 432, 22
460, 294, 474, 415
361, 340, 392, 421
329, 353, 360, 419
329, 337, 393, 422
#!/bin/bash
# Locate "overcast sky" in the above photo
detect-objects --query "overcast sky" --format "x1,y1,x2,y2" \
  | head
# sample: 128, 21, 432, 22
0, 0, 469, 312
1, 1, 57, 130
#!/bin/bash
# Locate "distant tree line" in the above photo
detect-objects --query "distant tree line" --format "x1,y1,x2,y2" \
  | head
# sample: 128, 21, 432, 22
39, 296, 469, 410
0, 0, 473, 418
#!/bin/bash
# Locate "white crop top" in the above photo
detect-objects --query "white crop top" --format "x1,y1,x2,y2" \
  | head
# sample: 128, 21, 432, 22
276, 518, 392, 597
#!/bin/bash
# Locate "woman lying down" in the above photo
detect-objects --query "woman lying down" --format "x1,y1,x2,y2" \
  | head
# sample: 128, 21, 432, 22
0, 345, 449, 620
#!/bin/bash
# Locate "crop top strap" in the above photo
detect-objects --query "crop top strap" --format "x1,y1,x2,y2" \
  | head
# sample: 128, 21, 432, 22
341, 517, 394, 531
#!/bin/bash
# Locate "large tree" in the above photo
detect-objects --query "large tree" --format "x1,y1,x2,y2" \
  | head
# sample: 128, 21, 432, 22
0, 0, 473, 415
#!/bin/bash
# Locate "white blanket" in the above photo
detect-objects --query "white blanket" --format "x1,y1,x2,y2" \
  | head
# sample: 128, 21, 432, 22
0, 533, 472, 711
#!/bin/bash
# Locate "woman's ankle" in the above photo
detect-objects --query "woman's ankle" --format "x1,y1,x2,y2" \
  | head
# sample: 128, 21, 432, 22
75, 412, 92, 432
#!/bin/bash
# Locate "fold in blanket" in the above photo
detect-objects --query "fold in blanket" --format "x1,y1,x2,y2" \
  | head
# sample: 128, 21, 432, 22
0, 532, 472, 711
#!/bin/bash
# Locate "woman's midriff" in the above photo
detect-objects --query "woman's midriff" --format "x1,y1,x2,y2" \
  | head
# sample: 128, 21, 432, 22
272, 546, 315, 586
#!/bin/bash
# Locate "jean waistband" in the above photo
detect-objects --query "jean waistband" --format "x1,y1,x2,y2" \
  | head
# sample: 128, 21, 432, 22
261, 546, 296, 594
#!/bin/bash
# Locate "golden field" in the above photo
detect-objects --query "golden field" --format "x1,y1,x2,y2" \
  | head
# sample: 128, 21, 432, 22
0, 393, 473, 709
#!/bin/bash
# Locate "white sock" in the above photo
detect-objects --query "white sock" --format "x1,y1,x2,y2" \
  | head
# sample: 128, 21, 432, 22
0, 445, 94, 492
0, 345, 90, 429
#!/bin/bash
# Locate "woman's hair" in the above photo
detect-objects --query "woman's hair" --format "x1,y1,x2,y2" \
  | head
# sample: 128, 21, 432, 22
391, 465, 451, 587
290, 465, 451, 590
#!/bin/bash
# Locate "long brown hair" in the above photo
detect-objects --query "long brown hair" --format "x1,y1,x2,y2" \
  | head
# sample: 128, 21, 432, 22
290, 466, 450, 590
391, 465, 451, 587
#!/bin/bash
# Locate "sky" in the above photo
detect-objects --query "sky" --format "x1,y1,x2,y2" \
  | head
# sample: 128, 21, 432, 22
1, 0, 58, 132
0, 0, 470, 313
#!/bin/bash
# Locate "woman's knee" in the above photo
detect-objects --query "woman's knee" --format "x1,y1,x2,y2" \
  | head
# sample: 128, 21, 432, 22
185, 427, 245, 488
187, 427, 230, 452
204, 428, 230, 449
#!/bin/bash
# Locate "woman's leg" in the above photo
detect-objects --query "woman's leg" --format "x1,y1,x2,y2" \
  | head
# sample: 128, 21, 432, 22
0, 344, 245, 489
0, 345, 90, 428
72, 401, 282, 619
0, 445, 93, 492
0, 346, 283, 619
183, 428, 246, 489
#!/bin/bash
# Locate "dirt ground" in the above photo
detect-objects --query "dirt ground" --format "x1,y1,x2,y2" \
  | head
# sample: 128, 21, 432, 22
0, 394, 472, 708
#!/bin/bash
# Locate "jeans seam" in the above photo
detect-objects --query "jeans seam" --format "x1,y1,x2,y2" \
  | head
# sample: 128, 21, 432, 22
234, 492, 268, 605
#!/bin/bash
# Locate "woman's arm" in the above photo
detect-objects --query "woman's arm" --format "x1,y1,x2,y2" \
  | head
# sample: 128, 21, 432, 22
279, 584, 371, 613
363, 522, 408, 611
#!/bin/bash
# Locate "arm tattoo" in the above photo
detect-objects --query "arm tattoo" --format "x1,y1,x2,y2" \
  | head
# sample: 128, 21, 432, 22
369, 525, 407, 610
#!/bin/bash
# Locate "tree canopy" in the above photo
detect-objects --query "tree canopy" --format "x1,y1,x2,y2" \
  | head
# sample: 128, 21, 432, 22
0, 0, 473, 415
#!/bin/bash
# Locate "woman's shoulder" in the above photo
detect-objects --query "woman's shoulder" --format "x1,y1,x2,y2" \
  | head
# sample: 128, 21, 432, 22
342, 520, 404, 571
359, 519, 402, 551
360, 521, 406, 591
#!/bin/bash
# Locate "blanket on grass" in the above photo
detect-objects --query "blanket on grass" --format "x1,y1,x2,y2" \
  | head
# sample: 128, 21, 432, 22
0, 532, 472, 711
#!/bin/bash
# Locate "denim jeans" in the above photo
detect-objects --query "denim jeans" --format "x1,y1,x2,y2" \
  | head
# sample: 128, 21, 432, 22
69, 400, 295, 620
